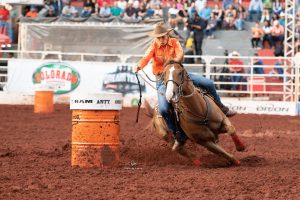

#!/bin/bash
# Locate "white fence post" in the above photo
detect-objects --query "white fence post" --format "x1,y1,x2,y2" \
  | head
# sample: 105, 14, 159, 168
294, 53, 300, 106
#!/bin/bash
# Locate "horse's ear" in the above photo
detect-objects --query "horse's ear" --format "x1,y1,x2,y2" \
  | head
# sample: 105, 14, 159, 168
164, 59, 173, 67
164, 60, 184, 68
179, 62, 184, 68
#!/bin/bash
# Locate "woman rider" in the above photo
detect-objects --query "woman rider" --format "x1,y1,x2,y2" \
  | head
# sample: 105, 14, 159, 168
134, 22, 236, 150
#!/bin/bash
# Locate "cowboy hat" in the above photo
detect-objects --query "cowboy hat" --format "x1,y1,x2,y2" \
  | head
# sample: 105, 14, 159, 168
229, 51, 240, 57
149, 22, 173, 38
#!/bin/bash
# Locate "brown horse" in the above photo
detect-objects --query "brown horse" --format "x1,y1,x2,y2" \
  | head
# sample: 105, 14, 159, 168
144, 60, 245, 166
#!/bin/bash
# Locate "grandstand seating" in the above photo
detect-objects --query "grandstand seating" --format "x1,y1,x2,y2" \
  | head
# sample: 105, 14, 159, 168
257, 48, 275, 74
203, 21, 256, 56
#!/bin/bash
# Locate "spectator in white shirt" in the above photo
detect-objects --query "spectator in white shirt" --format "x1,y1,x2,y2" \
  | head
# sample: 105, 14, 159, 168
117, 0, 127, 11
99, 2, 111, 18
262, 20, 274, 48
260, 8, 271, 24
195, 0, 207, 14
62, 2, 77, 17
168, 4, 179, 29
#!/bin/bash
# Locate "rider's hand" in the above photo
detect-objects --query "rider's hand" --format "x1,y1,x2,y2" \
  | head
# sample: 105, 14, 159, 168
133, 65, 140, 73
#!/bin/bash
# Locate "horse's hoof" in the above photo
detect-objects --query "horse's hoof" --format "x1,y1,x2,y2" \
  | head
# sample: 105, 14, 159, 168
192, 159, 201, 166
233, 160, 241, 166
172, 140, 184, 151
236, 144, 246, 152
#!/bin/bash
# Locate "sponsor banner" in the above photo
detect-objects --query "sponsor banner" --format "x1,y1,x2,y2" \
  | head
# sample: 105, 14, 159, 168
7, 59, 156, 97
6, 59, 298, 116
222, 100, 297, 116
32, 62, 80, 94
70, 93, 122, 110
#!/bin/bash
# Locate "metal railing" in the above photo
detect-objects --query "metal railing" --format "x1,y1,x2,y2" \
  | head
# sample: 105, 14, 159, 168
0, 50, 299, 102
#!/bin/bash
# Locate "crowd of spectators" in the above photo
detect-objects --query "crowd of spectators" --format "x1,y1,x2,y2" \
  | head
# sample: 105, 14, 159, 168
17, 0, 300, 54
1, 0, 300, 95
21, 0, 165, 20
248, 0, 300, 54
1, 0, 300, 61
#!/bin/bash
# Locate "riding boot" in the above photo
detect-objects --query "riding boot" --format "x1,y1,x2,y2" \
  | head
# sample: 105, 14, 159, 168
215, 101, 237, 117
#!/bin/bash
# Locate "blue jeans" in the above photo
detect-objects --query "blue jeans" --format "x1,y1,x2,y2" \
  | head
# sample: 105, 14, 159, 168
272, 35, 284, 44
253, 66, 265, 74
263, 34, 274, 47
230, 72, 242, 90
156, 73, 222, 136
205, 26, 216, 36
234, 19, 244, 30
274, 65, 284, 75
248, 10, 262, 22
0, 22, 13, 42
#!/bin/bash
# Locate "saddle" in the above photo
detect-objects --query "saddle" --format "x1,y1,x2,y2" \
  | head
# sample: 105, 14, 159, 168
175, 88, 213, 125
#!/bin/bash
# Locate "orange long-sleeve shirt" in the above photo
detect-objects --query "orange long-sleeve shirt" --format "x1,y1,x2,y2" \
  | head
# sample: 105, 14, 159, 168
138, 37, 184, 75
25, 11, 38, 18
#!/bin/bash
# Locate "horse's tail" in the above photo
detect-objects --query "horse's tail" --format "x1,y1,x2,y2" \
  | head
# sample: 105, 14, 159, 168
144, 99, 154, 118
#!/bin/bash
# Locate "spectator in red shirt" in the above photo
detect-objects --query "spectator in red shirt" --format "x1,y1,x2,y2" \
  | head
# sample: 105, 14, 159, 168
0, 4, 9, 22
228, 51, 244, 90
0, 4, 10, 36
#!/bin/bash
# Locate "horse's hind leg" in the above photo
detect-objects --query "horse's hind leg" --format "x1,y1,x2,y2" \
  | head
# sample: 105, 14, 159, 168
220, 118, 245, 151
201, 141, 240, 166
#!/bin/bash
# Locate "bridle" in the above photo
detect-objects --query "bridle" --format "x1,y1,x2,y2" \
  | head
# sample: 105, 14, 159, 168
163, 60, 196, 102
163, 60, 211, 125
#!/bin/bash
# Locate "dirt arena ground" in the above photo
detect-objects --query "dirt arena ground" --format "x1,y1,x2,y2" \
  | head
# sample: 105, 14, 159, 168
0, 104, 299, 200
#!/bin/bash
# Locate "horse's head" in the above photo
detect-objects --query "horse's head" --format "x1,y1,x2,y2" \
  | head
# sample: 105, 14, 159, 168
163, 60, 187, 103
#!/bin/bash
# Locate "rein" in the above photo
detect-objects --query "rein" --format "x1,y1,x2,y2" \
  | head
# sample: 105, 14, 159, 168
179, 81, 196, 98
140, 69, 163, 83
164, 60, 212, 125
139, 69, 165, 96
135, 73, 142, 123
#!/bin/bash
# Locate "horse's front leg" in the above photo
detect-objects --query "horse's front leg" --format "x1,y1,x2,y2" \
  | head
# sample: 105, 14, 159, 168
174, 144, 201, 166
152, 116, 201, 166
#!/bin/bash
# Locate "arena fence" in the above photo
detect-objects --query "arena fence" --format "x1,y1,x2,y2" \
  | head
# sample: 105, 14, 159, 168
16, 22, 299, 101
0, 50, 299, 116
1, 50, 299, 99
